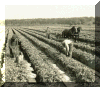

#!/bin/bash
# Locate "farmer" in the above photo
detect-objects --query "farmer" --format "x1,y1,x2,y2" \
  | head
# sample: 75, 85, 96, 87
9, 34, 22, 64
46, 27, 50, 39
62, 39, 73, 58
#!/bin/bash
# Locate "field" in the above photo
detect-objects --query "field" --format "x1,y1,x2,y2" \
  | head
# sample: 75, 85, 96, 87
0, 26, 5, 86
5, 24, 100, 86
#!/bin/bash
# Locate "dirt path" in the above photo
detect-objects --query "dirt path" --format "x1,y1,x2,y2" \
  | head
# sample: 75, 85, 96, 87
5, 55, 36, 82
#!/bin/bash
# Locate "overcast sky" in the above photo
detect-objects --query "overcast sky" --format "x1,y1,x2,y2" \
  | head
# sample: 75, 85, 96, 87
0, 0, 99, 20
5, 5, 95, 19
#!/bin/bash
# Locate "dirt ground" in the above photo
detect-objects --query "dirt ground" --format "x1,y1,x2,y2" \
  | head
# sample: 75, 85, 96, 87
5, 56, 36, 82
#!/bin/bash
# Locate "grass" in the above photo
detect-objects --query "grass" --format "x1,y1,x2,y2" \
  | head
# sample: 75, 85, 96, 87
5, 28, 14, 57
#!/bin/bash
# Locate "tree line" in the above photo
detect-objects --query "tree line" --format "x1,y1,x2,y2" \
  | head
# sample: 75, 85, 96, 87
5, 17, 95, 26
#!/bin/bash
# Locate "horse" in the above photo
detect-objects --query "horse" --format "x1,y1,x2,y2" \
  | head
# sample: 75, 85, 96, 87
62, 26, 81, 42
62, 26, 77, 38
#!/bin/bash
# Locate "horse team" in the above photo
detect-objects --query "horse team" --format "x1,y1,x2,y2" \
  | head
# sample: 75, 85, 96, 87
46, 26, 81, 42
62, 26, 81, 42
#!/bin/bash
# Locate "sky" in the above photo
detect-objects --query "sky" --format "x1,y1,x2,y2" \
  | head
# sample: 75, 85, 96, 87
0, 0, 100, 20
5, 5, 95, 19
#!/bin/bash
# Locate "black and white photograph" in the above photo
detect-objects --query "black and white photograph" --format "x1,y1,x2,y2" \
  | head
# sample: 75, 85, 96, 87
0, 0, 100, 87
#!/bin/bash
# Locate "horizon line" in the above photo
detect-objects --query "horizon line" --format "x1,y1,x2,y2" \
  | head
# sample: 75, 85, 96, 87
5, 16, 95, 20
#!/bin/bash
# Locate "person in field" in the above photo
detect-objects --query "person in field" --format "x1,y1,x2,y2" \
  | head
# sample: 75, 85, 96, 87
9, 34, 23, 65
46, 27, 51, 39
62, 39, 73, 58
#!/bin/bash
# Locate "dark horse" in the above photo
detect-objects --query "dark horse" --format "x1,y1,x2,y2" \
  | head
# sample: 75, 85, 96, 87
62, 26, 81, 42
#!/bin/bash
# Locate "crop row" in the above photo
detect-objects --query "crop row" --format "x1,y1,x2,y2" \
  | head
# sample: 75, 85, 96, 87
49, 28, 95, 44
5, 28, 9, 47
32, 31, 99, 73
25, 29, 100, 58
5, 28, 14, 57
16, 28, 98, 71
36, 31, 99, 58
0, 28, 5, 69
1, 27, 9, 83
22, 27, 96, 44
20, 29, 100, 78
47, 34, 98, 57
15, 28, 96, 82
5, 28, 64, 83
19, 28, 96, 54
54, 29, 95, 42
47, 33, 96, 55
21, 27, 96, 47
18, 28, 100, 74
13, 29, 67, 82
